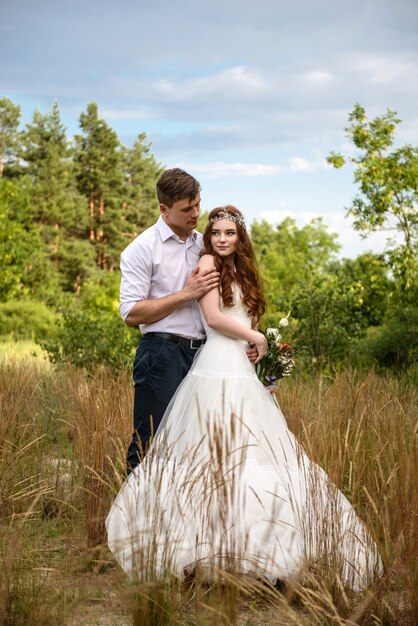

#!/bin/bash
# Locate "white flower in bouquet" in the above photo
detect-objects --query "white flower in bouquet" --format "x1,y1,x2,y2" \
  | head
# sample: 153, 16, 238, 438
266, 328, 282, 343
279, 317, 289, 327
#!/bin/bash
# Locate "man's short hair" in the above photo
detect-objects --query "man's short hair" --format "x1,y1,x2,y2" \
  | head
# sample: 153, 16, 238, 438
156, 168, 201, 208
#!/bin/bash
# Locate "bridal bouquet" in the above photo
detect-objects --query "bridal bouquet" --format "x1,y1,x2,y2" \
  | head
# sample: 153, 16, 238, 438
257, 315, 295, 391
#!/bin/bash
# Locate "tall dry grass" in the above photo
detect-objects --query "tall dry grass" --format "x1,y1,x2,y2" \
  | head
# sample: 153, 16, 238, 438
0, 358, 416, 625
279, 369, 418, 624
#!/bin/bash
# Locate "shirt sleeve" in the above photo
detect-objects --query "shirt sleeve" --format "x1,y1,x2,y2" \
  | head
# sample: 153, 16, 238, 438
119, 241, 152, 322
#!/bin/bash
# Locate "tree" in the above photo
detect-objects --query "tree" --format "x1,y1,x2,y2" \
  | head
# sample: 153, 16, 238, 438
290, 274, 363, 368
329, 253, 391, 327
74, 102, 125, 270
20, 102, 89, 291
0, 98, 21, 178
124, 132, 162, 234
0, 100, 166, 302
328, 104, 418, 293
20, 102, 73, 220
0, 178, 54, 300
290, 258, 390, 370
251, 217, 340, 322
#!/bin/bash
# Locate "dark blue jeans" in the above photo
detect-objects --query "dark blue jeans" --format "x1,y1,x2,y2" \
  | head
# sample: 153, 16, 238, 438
126, 335, 198, 472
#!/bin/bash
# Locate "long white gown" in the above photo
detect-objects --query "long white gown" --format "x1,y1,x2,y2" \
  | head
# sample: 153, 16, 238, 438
106, 288, 382, 590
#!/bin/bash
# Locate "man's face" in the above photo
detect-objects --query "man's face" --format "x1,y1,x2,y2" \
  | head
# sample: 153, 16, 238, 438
160, 194, 201, 239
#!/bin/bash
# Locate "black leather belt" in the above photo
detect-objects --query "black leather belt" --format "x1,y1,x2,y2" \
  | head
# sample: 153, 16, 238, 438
145, 332, 206, 350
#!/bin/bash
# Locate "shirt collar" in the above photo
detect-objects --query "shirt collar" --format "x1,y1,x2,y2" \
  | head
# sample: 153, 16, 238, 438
156, 215, 198, 243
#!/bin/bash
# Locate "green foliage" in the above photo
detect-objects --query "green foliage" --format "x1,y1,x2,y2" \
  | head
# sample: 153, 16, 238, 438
0, 300, 58, 341
197, 209, 209, 233
329, 253, 391, 327
362, 305, 418, 370
0, 97, 21, 178
252, 218, 396, 371
52, 237, 97, 292
290, 274, 365, 368
73, 103, 163, 271
74, 102, 125, 270
289, 254, 391, 370
0, 178, 56, 300
124, 132, 163, 233
328, 103, 418, 292
77, 271, 121, 313
0, 98, 164, 307
41, 272, 137, 371
252, 217, 340, 322
19, 103, 84, 226
41, 308, 137, 371
19, 103, 91, 291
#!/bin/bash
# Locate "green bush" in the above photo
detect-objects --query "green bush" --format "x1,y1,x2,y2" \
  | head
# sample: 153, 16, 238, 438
0, 300, 58, 341
361, 305, 418, 370
77, 271, 121, 313
40, 308, 138, 371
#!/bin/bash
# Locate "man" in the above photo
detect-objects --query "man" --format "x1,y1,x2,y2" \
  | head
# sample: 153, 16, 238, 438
119, 168, 219, 472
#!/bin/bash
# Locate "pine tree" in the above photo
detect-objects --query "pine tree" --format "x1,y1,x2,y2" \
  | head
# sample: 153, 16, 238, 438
21, 102, 71, 220
75, 102, 125, 270
124, 132, 163, 235
0, 98, 21, 178
20, 102, 92, 291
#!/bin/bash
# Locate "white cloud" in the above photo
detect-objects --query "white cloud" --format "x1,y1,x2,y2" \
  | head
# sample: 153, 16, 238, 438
153, 65, 269, 102
347, 53, 418, 85
178, 157, 330, 179
288, 156, 330, 173
102, 109, 151, 121
178, 162, 285, 178
303, 71, 334, 83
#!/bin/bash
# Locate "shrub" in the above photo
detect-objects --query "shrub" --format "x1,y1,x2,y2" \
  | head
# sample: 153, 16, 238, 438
0, 300, 58, 341
362, 305, 418, 370
40, 308, 138, 371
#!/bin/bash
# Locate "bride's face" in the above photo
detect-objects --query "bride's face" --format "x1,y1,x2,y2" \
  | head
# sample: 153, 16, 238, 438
210, 219, 238, 261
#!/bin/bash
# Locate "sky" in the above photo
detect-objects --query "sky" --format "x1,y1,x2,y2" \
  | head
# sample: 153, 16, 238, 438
1, 0, 417, 258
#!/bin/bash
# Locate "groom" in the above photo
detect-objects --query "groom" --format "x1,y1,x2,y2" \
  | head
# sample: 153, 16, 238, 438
119, 168, 219, 472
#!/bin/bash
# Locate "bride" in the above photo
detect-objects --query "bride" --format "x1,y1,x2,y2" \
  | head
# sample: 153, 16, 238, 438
106, 206, 382, 590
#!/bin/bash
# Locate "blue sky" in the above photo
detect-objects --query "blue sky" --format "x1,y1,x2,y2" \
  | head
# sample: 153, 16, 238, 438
2, 0, 417, 257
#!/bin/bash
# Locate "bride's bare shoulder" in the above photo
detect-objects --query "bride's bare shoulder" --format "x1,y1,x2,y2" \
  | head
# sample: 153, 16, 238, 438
198, 254, 216, 269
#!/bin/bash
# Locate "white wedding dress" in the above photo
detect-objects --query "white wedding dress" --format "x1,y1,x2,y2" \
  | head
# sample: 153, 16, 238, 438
106, 288, 381, 590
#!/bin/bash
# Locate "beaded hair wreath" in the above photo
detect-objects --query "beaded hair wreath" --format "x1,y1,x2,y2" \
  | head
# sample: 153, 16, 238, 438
208, 210, 246, 229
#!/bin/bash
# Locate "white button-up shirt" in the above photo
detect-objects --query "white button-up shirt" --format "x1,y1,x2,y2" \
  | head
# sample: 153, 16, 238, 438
119, 216, 205, 338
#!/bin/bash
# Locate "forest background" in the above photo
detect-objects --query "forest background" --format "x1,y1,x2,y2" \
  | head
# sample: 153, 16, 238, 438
0, 96, 416, 375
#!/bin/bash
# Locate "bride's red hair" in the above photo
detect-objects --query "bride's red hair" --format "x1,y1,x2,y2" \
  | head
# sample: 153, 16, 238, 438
202, 206, 266, 321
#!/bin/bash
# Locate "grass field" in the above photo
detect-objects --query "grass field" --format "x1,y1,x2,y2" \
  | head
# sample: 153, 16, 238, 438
0, 349, 417, 625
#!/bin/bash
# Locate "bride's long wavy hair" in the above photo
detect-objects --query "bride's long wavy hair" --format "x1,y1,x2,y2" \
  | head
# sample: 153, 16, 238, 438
202, 206, 266, 321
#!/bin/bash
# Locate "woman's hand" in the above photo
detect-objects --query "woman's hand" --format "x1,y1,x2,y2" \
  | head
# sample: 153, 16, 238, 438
246, 343, 258, 363
251, 331, 268, 365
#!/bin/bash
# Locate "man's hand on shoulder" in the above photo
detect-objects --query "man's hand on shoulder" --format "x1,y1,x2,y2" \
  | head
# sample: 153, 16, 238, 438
183, 264, 219, 301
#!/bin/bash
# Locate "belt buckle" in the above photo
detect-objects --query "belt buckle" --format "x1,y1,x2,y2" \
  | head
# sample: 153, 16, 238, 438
190, 338, 201, 350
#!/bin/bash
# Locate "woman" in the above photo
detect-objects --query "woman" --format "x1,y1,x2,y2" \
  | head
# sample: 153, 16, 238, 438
106, 206, 381, 590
